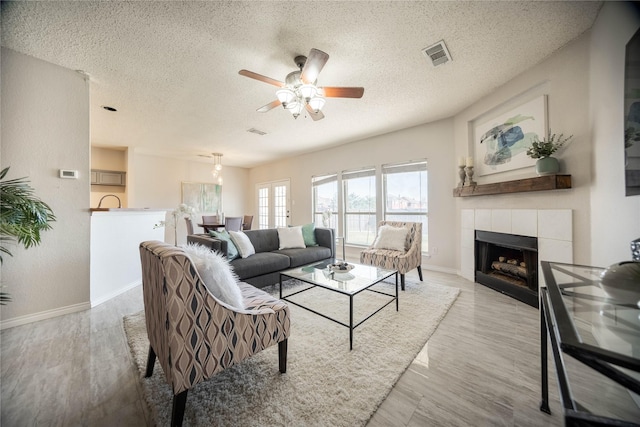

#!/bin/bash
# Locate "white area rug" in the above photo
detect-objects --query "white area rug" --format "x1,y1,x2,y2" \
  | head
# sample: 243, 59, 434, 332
124, 279, 460, 426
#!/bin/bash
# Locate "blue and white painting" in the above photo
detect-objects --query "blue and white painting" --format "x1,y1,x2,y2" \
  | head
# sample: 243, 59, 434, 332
474, 95, 546, 176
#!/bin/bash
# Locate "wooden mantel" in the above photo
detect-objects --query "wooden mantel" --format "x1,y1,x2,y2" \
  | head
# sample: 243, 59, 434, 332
453, 174, 572, 197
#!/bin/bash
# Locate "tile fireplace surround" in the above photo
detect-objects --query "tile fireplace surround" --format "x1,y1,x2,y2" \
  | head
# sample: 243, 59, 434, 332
460, 209, 573, 288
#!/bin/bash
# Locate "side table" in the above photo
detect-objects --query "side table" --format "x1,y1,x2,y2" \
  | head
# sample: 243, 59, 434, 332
540, 261, 640, 425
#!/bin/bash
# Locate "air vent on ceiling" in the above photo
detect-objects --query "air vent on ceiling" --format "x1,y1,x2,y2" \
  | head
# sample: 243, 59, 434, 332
247, 128, 267, 136
421, 40, 452, 67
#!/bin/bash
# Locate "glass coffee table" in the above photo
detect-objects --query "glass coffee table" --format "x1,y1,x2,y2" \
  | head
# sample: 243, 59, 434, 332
279, 260, 398, 350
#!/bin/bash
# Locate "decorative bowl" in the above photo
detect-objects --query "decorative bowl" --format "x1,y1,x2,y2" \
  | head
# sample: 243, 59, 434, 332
328, 262, 355, 273
599, 261, 640, 303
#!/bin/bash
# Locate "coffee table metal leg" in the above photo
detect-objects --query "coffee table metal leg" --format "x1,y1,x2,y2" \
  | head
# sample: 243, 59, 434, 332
395, 272, 399, 311
350, 295, 354, 350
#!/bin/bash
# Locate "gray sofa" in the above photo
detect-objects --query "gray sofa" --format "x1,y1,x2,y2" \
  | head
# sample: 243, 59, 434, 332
187, 227, 335, 288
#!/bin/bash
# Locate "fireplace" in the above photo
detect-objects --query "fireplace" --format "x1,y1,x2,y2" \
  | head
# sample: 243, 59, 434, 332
475, 230, 539, 308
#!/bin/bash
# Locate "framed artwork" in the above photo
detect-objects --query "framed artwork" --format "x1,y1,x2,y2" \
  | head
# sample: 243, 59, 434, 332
624, 28, 640, 197
181, 182, 222, 213
474, 95, 547, 176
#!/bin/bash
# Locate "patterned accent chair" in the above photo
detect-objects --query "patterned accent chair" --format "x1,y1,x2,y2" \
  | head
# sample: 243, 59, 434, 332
139, 241, 290, 427
359, 221, 423, 291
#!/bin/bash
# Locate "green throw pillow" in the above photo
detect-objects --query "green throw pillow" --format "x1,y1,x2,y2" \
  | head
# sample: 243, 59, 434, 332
301, 223, 317, 247
209, 230, 240, 261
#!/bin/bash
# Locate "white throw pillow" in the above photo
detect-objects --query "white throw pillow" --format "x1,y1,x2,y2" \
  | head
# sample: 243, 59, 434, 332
228, 231, 256, 258
181, 244, 244, 309
277, 226, 306, 249
373, 225, 408, 252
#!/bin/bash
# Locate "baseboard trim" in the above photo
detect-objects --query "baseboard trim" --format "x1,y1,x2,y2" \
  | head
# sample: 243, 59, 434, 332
91, 280, 141, 308
1, 301, 91, 330
422, 264, 457, 275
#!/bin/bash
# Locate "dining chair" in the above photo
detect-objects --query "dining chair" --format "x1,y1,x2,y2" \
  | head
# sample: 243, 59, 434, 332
224, 216, 243, 232
185, 217, 194, 235
202, 215, 219, 224
242, 215, 253, 230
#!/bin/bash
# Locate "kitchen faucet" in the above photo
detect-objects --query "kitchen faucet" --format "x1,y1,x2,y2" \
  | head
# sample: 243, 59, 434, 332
97, 194, 122, 208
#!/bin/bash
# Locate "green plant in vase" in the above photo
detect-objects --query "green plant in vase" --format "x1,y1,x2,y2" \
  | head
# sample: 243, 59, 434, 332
526, 131, 573, 175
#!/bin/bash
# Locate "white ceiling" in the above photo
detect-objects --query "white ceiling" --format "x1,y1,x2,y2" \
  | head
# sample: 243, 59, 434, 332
1, 1, 602, 168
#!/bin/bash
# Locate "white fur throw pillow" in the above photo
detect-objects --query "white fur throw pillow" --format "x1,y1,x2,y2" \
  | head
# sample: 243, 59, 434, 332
228, 231, 256, 258
181, 244, 244, 309
373, 225, 409, 252
277, 226, 306, 249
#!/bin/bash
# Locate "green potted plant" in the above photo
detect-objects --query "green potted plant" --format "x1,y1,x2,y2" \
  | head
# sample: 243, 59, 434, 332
0, 167, 56, 304
525, 131, 573, 175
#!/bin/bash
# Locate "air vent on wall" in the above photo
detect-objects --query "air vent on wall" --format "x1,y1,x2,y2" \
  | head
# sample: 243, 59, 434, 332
421, 40, 452, 67
247, 128, 267, 136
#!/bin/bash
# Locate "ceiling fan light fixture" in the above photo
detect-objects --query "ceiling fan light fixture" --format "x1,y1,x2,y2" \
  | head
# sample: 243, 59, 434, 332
276, 88, 296, 108
285, 98, 300, 110
239, 48, 364, 121
299, 83, 317, 101
289, 102, 304, 119
308, 96, 326, 113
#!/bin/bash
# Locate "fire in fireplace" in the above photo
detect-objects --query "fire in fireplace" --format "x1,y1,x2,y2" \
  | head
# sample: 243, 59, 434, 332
475, 230, 539, 308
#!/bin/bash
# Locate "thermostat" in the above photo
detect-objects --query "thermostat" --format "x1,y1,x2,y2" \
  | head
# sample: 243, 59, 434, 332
59, 169, 79, 179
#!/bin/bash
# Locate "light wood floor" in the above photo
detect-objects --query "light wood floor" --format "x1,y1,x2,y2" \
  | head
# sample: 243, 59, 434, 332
1, 267, 634, 426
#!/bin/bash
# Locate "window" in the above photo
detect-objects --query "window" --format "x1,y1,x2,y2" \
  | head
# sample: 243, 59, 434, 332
309, 160, 428, 253
312, 174, 338, 229
343, 168, 376, 246
383, 161, 428, 251
257, 185, 269, 229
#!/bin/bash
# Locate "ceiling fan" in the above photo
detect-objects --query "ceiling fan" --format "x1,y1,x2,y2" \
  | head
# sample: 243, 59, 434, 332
239, 48, 364, 121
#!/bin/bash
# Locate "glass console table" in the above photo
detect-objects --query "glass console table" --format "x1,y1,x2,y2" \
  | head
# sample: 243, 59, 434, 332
540, 261, 640, 426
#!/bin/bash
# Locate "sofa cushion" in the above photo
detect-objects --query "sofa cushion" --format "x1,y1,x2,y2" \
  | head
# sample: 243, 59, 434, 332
373, 225, 408, 252
301, 223, 318, 246
244, 228, 280, 253
231, 252, 291, 280
277, 226, 306, 249
229, 231, 256, 258
209, 230, 239, 260
275, 246, 333, 268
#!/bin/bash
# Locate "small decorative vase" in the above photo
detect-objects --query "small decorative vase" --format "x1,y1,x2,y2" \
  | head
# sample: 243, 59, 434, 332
535, 156, 559, 175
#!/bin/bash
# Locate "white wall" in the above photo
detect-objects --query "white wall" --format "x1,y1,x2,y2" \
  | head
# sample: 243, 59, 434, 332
589, 2, 640, 266
249, 118, 457, 271
453, 29, 593, 267
129, 152, 250, 245
1, 48, 91, 325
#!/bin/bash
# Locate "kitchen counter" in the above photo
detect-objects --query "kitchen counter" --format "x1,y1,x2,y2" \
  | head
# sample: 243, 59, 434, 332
89, 207, 167, 213
90, 209, 167, 306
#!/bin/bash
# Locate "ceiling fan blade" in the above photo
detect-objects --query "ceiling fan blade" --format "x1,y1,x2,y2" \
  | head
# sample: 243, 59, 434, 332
305, 104, 325, 121
300, 48, 329, 84
239, 70, 285, 87
319, 86, 365, 98
257, 100, 282, 112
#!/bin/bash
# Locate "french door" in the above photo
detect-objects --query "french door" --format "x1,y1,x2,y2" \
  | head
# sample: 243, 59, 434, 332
256, 179, 290, 229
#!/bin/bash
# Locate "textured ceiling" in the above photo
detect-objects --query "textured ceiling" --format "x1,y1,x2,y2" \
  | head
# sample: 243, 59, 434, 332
1, 1, 602, 168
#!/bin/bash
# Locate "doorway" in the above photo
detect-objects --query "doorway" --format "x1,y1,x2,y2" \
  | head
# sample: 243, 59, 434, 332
256, 179, 290, 229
